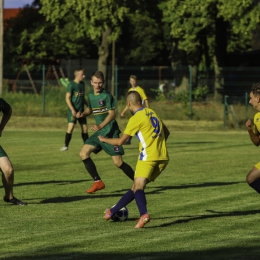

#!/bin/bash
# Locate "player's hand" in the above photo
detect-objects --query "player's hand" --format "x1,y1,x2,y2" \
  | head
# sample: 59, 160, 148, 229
97, 135, 106, 142
91, 124, 101, 131
76, 112, 82, 118
120, 112, 125, 117
245, 119, 253, 130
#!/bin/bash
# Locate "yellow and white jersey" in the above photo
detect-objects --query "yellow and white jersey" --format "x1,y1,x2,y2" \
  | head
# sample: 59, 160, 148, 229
124, 108, 169, 161
253, 112, 260, 135
128, 86, 147, 104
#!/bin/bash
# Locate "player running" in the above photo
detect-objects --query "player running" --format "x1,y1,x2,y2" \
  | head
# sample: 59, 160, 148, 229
99, 91, 170, 228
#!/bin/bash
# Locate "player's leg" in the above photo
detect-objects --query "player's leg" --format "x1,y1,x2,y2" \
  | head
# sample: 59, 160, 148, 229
0, 147, 27, 206
61, 110, 76, 151
104, 189, 135, 220
133, 161, 161, 228
246, 164, 260, 194
111, 155, 135, 180
80, 135, 104, 193
78, 117, 88, 143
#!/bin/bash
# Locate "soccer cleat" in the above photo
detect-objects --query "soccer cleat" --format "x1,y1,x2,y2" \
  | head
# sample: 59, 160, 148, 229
134, 213, 150, 228
60, 146, 68, 151
104, 208, 113, 220
3, 196, 27, 206
86, 180, 105, 194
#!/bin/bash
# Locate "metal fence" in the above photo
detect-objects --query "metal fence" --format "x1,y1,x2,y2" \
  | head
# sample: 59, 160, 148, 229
3, 62, 259, 101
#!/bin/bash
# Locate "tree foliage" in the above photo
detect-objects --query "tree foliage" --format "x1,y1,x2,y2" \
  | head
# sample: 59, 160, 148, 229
159, 0, 260, 66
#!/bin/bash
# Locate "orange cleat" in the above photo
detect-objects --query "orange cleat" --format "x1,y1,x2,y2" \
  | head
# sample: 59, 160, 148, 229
104, 208, 113, 220
134, 213, 150, 228
86, 180, 105, 194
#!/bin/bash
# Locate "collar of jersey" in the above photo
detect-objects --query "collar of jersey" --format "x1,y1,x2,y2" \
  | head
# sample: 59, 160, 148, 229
134, 107, 144, 114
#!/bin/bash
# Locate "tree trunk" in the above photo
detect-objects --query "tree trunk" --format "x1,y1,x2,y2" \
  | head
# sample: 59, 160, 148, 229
213, 18, 228, 102
98, 27, 111, 89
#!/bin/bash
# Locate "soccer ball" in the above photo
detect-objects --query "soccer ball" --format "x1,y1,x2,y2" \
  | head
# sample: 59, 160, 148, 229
111, 205, 129, 222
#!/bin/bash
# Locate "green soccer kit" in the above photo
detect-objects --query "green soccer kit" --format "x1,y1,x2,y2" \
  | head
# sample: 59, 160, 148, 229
67, 80, 86, 124
85, 89, 124, 156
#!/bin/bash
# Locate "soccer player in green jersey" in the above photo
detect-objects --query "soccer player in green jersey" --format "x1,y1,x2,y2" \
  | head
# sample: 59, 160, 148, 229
245, 83, 260, 195
99, 91, 170, 228
121, 75, 149, 145
76, 71, 135, 193
60, 68, 89, 151
0, 98, 27, 206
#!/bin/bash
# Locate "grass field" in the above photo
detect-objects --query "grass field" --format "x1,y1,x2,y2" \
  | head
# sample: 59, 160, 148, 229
1, 117, 260, 259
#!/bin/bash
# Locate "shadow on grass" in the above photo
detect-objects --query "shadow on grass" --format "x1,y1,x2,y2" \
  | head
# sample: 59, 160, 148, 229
114, 181, 244, 194
2, 245, 260, 260
0, 179, 90, 189
151, 209, 260, 228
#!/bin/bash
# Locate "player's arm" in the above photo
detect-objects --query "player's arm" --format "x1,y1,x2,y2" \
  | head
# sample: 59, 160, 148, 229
245, 119, 260, 146
65, 92, 76, 116
77, 107, 92, 118
0, 105, 12, 137
162, 123, 170, 141
98, 133, 130, 146
91, 109, 115, 131
144, 99, 149, 108
120, 105, 128, 117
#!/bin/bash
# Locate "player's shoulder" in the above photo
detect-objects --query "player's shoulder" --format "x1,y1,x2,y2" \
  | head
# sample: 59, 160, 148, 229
254, 112, 260, 123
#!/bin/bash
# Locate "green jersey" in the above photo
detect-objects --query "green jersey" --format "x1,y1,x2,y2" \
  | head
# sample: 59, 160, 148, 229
88, 89, 121, 136
67, 81, 85, 112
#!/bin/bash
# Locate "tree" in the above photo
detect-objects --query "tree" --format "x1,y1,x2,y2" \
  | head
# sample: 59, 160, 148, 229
159, 0, 260, 100
39, 0, 129, 86
4, 3, 97, 64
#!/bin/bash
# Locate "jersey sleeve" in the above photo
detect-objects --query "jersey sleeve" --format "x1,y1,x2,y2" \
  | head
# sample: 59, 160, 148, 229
124, 116, 139, 136
67, 82, 73, 93
137, 87, 147, 100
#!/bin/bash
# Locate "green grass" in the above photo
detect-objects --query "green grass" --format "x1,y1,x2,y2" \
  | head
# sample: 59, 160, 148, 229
1, 120, 260, 259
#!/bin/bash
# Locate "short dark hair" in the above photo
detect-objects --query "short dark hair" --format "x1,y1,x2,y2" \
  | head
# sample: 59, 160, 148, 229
129, 75, 137, 81
126, 91, 142, 104
92, 71, 104, 81
74, 68, 84, 76
251, 83, 260, 96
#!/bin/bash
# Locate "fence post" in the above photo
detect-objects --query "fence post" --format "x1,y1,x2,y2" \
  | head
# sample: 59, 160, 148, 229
189, 65, 193, 120
115, 64, 118, 102
42, 64, 46, 115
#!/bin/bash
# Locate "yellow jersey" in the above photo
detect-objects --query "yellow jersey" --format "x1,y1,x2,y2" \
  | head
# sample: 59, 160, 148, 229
253, 112, 260, 135
124, 108, 169, 161
128, 86, 147, 103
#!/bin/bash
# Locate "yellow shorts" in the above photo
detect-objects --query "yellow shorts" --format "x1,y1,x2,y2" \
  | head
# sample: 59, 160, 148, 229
255, 162, 260, 170
134, 160, 169, 181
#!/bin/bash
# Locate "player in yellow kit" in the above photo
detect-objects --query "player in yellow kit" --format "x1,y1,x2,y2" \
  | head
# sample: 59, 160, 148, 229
98, 91, 170, 228
245, 83, 260, 195
121, 75, 149, 144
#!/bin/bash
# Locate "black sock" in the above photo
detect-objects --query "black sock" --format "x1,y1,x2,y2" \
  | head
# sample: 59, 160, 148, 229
249, 179, 260, 194
82, 158, 101, 181
82, 133, 89, 143
119, 162, 135, 180
65, 133, 72, 147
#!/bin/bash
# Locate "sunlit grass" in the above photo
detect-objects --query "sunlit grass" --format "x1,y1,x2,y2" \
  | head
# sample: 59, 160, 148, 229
1, 125, 260, 259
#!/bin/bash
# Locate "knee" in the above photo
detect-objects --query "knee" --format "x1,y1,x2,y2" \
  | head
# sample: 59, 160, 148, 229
3, 166, 14, 178
246, 172, 254, 185
79, 150, 86, 160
